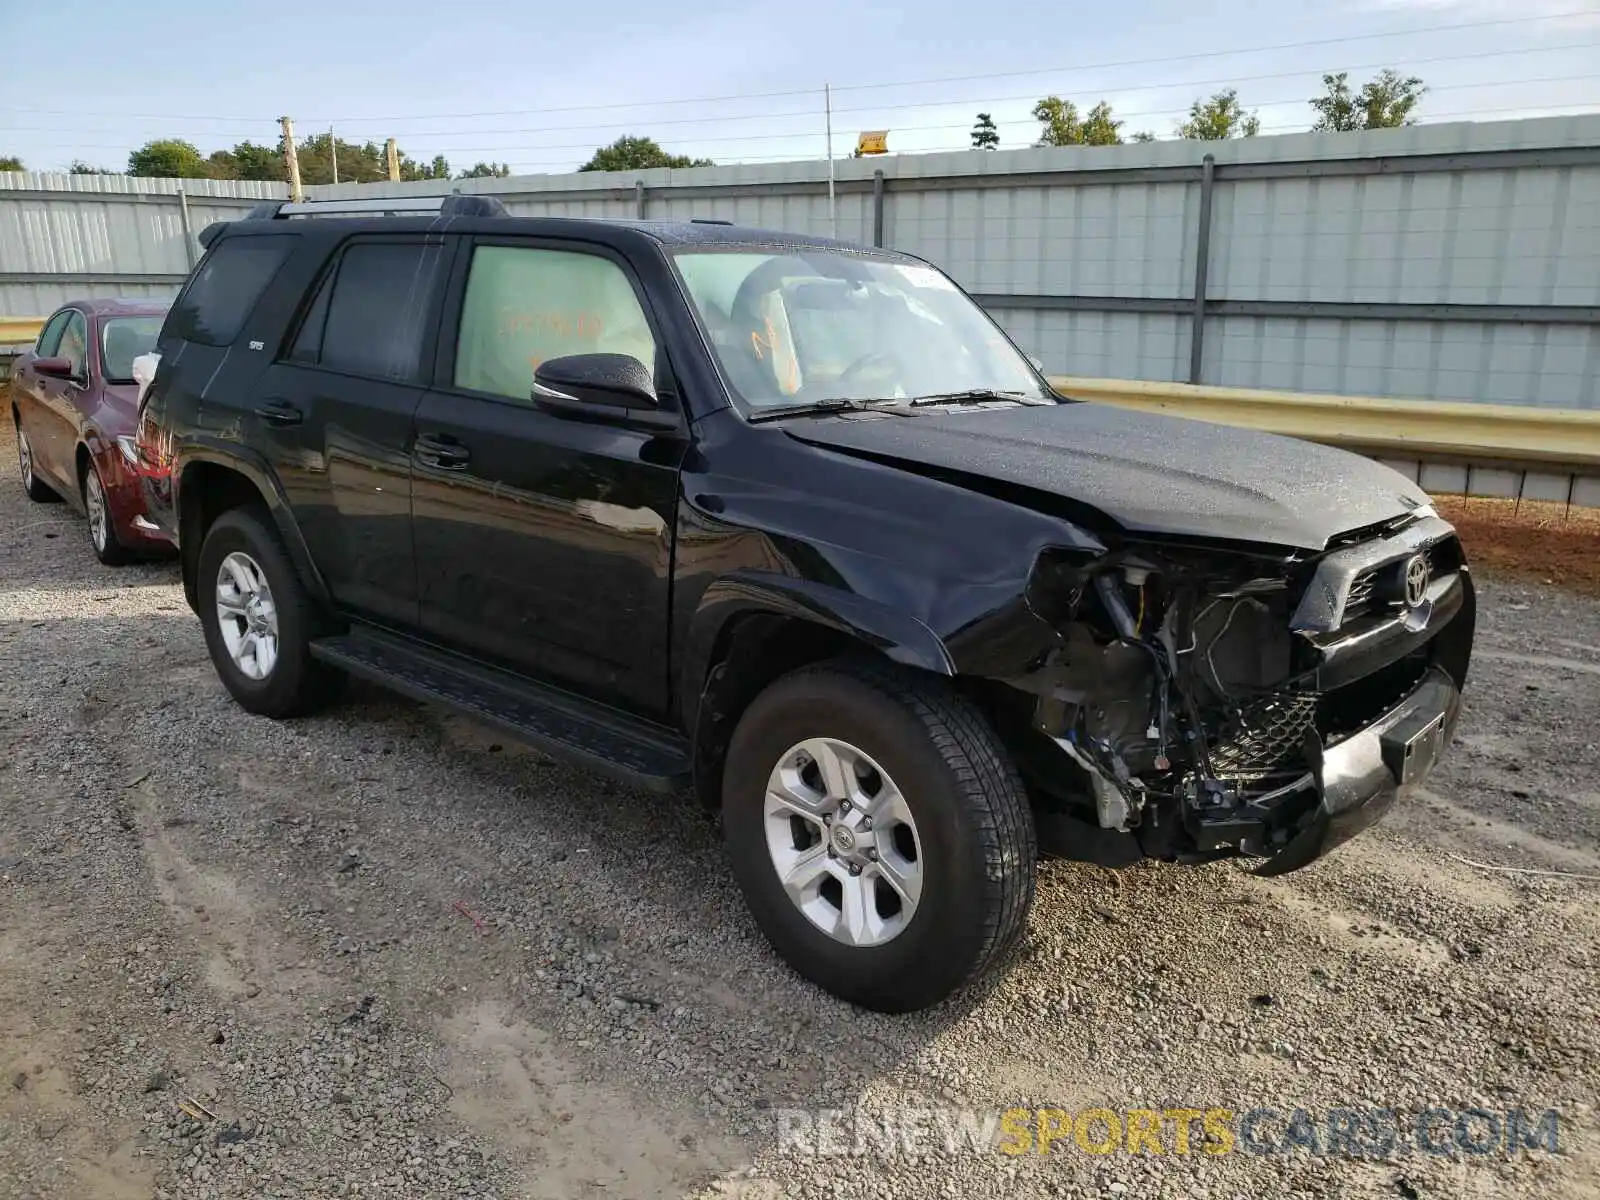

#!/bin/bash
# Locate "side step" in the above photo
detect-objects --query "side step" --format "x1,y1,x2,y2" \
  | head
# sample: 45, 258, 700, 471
310, 628, 692, 792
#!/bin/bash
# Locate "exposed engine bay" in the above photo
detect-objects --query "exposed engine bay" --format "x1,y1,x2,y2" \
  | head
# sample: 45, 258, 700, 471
1006, 511, 1473, 873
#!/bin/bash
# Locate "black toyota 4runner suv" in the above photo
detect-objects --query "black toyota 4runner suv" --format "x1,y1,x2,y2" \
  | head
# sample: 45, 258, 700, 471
136, 194, 1474, 1012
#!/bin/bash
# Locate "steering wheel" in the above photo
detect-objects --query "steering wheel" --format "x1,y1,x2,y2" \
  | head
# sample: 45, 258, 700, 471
835, 350, 902, 387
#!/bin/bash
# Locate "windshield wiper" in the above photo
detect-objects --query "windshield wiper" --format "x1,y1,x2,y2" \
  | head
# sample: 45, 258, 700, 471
906, 388, 1038, 407
745, 397, 909, 423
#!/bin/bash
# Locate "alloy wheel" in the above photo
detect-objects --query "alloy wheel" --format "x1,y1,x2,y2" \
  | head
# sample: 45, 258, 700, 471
215, 551, 280, 681
86, 468, 109, 552
762, 737, 924, 947
17, 429, 33, 490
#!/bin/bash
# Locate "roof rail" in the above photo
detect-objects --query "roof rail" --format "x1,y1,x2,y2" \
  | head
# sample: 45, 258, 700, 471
244, 193, 510, 221
689, 217, 734, 225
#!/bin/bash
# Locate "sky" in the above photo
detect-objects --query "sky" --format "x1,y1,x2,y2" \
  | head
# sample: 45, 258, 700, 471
1, 0, 1598, 175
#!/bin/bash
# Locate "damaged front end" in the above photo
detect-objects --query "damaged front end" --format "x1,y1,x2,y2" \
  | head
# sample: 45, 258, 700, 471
993, 511, 1473, 874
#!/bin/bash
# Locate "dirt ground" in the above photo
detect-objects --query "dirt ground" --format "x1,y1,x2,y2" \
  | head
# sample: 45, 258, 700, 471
1435, 496, 1600, 597
1, 414, 1597, 1200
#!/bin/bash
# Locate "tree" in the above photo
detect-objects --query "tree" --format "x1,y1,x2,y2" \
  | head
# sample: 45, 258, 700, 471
1033, 97, 1123, 147
0, 155, 23, 172
578, 136, 713, 172
206, 140, 285, 182
1080, 101, 1123, 147
128, 139, 209, 177
458, 161, 511, 178
971, 113, 1000, 150
69, 160, 117, 174
1129, 131, 1158, 143
1033, 96, 1082, 147
1310, 70, 1426, 132
1177, 90, 1260, 140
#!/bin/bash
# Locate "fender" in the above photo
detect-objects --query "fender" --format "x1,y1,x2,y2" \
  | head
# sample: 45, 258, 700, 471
174, 438, 334, 607
678, 569, 956, 731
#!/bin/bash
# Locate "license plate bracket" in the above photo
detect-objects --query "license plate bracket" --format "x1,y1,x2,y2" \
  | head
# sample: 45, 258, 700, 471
1380, 710, 1447, 784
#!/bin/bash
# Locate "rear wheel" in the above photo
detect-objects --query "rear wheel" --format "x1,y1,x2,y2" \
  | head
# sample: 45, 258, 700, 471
84, 460, 133, 566
722, 659, 1036, 1012
16, 425, 56, 502
197, 506, 344, 716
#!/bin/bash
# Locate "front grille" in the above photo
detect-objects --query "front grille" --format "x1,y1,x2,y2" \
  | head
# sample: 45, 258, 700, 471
1209, 692, 1320, 781
1320, 651, 1432, 741
1341, 541, 1456, 623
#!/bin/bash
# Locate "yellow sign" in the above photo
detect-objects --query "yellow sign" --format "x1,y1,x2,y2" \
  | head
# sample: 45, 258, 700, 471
856, 131, 889, 155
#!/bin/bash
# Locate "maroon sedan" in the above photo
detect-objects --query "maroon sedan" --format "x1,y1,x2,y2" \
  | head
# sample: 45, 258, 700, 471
10, 298, 172, 564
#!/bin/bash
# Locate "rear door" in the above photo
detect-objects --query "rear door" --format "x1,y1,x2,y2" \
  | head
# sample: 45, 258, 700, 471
12, 309, 73, 487
410, 237, 686, 713
250, 234, 452, 629
33, 309, 91, 489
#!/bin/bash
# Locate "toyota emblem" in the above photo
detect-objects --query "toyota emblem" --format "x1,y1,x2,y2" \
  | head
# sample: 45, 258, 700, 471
1403, 554, 1430, 607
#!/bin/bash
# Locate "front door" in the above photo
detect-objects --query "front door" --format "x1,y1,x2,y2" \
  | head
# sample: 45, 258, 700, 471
411, 239, 685, 714
253, 234, 451, 628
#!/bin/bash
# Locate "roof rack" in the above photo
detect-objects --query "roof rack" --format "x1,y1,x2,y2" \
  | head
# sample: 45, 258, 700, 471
242, 193, 510, 221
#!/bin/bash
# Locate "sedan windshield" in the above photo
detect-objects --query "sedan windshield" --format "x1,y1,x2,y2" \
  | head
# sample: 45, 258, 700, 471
101, 315, 164, 384
672, 249, 1051, 410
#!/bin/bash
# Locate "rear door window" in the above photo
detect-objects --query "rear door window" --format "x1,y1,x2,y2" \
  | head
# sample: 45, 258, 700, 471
34, 310, 72, 356
298, 240, 446, 382
166, 236, 294, 347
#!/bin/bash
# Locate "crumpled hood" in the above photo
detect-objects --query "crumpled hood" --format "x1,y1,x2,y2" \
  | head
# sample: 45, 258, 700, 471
786, 402, 1430, 551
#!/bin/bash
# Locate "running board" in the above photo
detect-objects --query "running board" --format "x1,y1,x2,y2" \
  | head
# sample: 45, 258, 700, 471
309, 628, 691, 792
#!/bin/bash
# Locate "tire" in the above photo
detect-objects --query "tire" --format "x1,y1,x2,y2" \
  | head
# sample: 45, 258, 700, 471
197, 506, 345, 717
16, 423, 57, 502
722, 658, 1036, 1012
84, 459, 133, 566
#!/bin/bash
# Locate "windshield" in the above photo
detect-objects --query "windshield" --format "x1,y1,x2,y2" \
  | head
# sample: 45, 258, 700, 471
101, 315, 164, 383
672, 249, 1050, 410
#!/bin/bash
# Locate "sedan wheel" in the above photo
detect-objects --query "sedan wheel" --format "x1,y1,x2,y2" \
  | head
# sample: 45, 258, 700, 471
215, 550, 281, 681
86, 468, 109, 550
17, 427, 55, 502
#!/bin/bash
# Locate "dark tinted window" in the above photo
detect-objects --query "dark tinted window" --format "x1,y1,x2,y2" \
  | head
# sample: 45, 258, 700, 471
289, 267, 334, 363
167, 236, 293, 347
318, 241, 445, 382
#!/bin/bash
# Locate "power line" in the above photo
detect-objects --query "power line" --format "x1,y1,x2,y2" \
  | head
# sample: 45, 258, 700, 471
15, 50, 1599, 158
3, 8, 1591, 130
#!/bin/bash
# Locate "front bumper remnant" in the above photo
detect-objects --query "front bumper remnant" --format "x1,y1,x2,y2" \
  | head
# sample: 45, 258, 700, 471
1248, 666, 1461, 875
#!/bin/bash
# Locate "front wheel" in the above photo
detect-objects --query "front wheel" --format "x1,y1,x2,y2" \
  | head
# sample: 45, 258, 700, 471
85, 459, 133, 565
722, 660, 1036, 1012
197, 506, 344, 717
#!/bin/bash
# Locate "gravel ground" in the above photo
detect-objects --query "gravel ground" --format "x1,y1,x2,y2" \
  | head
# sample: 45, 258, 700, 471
1, 415, 1597, 1200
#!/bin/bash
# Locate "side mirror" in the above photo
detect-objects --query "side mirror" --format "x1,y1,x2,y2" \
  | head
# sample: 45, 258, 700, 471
34, 356, 74, 379
533, 353, 657, 412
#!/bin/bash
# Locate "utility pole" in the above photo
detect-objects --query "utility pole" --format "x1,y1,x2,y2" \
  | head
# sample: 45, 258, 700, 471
280, 115, 303, 202
825, 84, 836, 238
330, 125, 339, 185
385, 138, 400, 182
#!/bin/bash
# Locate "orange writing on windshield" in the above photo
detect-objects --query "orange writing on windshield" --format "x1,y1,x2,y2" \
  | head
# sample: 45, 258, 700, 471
750, 316, 800, 395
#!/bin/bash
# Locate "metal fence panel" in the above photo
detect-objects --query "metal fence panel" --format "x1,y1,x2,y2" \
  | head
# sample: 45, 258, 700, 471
3, 117, 1597, 408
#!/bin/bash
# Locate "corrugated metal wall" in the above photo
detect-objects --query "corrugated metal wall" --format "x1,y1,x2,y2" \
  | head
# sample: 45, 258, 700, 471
4, 115, 1597, 409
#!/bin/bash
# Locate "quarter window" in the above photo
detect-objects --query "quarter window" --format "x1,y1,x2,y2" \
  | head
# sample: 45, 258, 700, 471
453, 245, 657, 401
167, 236, 294, 347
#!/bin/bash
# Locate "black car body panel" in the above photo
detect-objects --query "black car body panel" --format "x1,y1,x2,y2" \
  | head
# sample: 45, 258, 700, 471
138, 207, 1474, 877
783, 401, 1431, 552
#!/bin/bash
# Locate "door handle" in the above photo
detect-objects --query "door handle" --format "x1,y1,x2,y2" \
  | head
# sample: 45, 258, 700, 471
414, 433, 470, 470
253, 400, 303, 427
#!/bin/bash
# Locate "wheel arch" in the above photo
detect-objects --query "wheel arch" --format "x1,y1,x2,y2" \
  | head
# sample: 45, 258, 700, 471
175, 447, 330, 612
680, 572, 957, 810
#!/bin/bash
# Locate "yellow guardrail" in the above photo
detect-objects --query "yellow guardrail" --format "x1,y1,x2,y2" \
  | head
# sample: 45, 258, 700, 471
0, 316, 45, 345
1051, 376, 1600, 471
